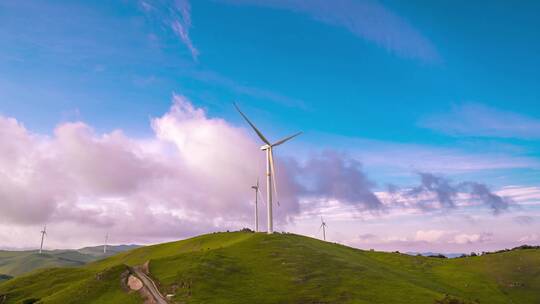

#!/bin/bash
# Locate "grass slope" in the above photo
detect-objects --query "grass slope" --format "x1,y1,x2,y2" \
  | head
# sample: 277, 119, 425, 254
1, 232, 539, 304
0, 245, 140, 277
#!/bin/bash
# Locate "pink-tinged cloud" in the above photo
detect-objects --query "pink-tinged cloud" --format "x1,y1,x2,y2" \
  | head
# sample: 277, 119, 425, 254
453, 233, 493, 245
0, 95, 534, 251
0, 96, 267, 241
0, 94, 382, 247
415, 230, 448, 243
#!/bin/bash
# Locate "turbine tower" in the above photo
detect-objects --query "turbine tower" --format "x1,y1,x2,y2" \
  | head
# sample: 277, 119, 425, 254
103, 232, 108, 254
39, 226, 47, 254
235, 103, 301, 234
251, 179, 260, 232
320, 217, 327, 241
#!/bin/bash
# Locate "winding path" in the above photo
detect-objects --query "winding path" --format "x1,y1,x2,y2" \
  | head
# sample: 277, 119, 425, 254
129, 266, 168, 304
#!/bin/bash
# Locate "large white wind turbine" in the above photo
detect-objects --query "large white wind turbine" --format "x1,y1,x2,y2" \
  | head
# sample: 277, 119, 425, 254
39, 226, 47, 254
319, 217, 327, 241
235, 103, 301, 234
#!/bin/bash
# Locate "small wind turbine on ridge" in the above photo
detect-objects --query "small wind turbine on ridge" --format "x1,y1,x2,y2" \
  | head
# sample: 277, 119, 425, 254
103, 232, 108, 254
251, 178, 267, 232
319, 217, 327, 241
251, 178, 262, 232
39, 225, 47, 254
235, 103, 302, 234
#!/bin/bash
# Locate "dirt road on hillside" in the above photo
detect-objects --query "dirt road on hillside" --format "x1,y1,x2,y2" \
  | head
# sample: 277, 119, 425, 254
129, 266, 168, 304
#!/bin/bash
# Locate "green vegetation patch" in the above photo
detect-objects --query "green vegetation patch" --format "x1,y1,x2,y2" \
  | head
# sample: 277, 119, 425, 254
0, 266, 140, 304
1, 232, 539, 304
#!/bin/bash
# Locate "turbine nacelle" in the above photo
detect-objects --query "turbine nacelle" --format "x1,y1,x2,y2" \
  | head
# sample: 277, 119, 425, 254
260, 144, 271, 151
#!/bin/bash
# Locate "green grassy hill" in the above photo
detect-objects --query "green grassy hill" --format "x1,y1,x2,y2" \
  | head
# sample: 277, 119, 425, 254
0, 245, 140, 278
0, 232, 539, 304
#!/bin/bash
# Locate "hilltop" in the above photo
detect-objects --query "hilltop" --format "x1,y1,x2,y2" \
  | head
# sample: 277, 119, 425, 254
0, 232, 539, 303
0, 245, 140, 278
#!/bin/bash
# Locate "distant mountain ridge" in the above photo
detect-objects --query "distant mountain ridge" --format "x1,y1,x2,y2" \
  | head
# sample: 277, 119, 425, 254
76, 244, 140, 256
0, 244, 141, 278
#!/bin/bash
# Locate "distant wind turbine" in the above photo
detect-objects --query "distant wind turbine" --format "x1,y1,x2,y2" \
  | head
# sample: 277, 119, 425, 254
235, 103, 302, 234
104, 232, 108, 254
251, 178, 265, 232
39, 226, 47, 254
319, 217, 327, 241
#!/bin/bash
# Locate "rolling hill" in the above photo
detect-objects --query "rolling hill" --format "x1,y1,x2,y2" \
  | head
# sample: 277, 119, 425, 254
0, 245, 140, 278
0, 231, 539, 304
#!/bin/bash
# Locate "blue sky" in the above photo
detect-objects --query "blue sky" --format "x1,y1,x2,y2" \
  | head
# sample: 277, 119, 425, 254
1, 0, 539, 251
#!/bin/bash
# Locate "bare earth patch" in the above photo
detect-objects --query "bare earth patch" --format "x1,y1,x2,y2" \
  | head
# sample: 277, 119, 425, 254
127, 275, 143, 291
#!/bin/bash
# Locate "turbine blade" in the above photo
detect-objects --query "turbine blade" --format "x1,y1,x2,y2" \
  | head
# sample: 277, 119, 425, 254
257, 187, 267, 206
272, 132, 302, 147
269, 148, 280, 206
234, 103, 270, 145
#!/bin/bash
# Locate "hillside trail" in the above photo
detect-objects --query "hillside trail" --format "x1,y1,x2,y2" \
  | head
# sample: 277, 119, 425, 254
129, 263, 168, 304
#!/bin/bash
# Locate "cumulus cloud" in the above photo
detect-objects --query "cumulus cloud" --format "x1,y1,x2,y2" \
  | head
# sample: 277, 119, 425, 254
415, 230, 448, 243
0, 94, 384, 246
0, 95, 266, 243
0, 95, 525, 249
453, 233, 493, 245
347, 229, 498, 252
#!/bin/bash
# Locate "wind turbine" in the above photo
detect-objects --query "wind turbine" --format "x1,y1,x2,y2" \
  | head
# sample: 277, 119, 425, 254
319, 217, 327, 241
235, 103, 301, 234
251, 179, 260, 232
251, 178, 267, 232
103, 232, 108, 254
39, 226, 47, 254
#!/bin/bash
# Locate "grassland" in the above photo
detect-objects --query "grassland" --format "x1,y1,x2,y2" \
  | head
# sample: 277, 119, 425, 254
0, 232, 538, 303
0, 245, 139, 278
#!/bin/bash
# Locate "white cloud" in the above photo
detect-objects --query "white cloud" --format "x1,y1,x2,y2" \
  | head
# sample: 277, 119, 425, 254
0, 94, 384, 248
518, 234, 539, 243
415, 230, 448, 242
453, 233, 493, 245
0, 95, 268, 245
0, 95, 533, 250
497, 186, 540, 205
